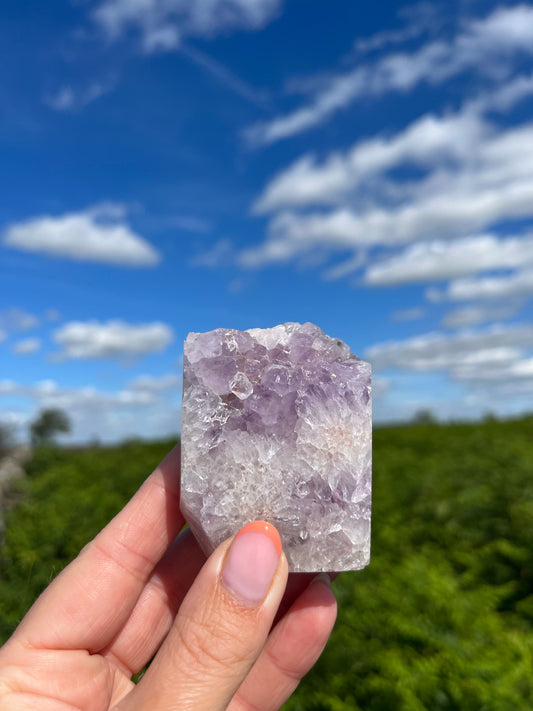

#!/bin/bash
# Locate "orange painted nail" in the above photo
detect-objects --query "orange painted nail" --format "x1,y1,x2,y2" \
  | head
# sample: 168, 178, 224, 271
235, 520, 283, 556
222, 520, 283, 605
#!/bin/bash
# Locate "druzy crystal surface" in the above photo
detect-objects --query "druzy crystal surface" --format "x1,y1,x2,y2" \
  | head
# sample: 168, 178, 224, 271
180, 322, 372, 572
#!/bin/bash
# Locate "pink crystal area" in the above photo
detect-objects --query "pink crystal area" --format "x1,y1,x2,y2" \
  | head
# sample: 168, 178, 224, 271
180, 322, 372, 573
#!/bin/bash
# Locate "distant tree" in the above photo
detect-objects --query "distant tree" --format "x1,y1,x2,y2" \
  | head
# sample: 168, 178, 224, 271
0, 423, 14, 458
30, 409, 71, 447
412, 408, 436, 425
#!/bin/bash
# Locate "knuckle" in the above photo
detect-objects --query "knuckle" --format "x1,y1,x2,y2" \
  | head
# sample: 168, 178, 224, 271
265, 644, 304, 683
175, 607, 253, 675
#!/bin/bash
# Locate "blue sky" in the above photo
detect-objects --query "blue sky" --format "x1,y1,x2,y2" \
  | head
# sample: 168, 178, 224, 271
1, 0, 533, 443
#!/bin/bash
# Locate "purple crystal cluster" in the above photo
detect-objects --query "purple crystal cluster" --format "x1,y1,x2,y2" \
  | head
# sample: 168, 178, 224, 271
180, 322, 372, 572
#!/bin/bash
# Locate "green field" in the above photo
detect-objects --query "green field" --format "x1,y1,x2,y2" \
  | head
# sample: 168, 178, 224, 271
1, 419, 533, 709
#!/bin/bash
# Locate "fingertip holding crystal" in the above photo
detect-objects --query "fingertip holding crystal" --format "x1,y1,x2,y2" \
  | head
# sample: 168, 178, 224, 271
234, 520, 283, 556
222, 521, 282, 605
180, 322, 372, 573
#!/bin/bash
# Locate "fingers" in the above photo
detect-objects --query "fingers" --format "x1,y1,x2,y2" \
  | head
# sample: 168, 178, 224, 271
102, 527, 206, 675
229, 574, 337, 711
118, 522, 289, 711
274, 572, 318, 624
14, 444, 184, 652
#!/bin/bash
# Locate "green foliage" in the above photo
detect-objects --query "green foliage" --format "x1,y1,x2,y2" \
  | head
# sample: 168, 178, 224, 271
0, 439, 176, 641
29, 408, 71, 446
1, 419, 533, 709
286, 417, 533, 710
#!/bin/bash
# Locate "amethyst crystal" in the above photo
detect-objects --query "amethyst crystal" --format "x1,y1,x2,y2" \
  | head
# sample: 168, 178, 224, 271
180, 322, 372, 572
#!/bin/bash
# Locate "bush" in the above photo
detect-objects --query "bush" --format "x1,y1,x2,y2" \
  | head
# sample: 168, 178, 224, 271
1, 419, 533, 709
285, 418, 533, 710
0, 438, 176, 641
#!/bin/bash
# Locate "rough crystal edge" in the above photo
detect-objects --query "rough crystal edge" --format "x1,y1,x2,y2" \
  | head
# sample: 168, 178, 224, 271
180, 511, 371, 573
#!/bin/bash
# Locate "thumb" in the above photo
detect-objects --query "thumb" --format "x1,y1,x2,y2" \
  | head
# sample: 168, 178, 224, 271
119, 521, 288, 711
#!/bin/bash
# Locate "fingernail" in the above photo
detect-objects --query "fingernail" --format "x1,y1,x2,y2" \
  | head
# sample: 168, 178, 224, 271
222, 521, 282, 605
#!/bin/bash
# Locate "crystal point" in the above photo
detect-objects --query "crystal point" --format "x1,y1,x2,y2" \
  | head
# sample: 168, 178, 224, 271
181, 322, 372, 572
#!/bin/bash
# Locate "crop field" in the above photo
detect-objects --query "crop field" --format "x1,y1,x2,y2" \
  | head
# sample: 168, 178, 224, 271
1, 418, 533, 710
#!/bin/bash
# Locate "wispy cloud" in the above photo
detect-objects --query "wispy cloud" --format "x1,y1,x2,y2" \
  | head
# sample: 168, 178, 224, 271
0, 308, 39, 332
45, 309, 61, 322
92, 0, 283, 52
366, 324, 533, 379
180, 44, 271, 110
3, 203, 161, 267
128, 373, 182, 392
246, 4, 533, 145
391, 307, 426, 322
321, 251, 367, 281
242, 107, 533, 276
253, 110, 484, 213
0, 378, 151, 409
430, 269, 533, 302
12, 338, 41, 356
167, 215, 212, 233
470, 70, 533, 113
190, 239, 234, 268
44, 80, 115, 112
442, 303, 522, 329
353, 3, 440, 55
364, 234, 533, 285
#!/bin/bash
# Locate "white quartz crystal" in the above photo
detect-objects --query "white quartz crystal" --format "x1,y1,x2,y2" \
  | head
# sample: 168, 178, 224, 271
180, 322, 372, 572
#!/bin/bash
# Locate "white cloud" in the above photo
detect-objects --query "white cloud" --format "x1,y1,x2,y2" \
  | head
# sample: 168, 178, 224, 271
190, 239, 234, 268
143, 24, 181, 52
390, 307, 425, 322
453, 358, 533, 382
243, 110, 533, 267
442, 303, 522, 329
44, 87, 77, 111
0, 376, 178, 407
365, 324, 533, 372
44, 81, 114, 112
0, 329, 6, 344
52, 320, 174, 361
129, 373, 182, 392
3, 205, 161, 267
464, 3, 533, 53
92, 0, 282, 52
45, 309, 61, 322
471, 71, 533, 113
0, 308, 39, 332
165, 215, 212, 233
321, 251, 367, 281
243, 177, 533, 265
0, 376, 181, 443
370, 377, 391, 401
364, 233, 533, 285
254, 111, 485, 213
353, 2, 438, 56
246, 4, 533, 145
369, 323, 533, 422
12, 338, 41, 356
434, 269, 533, 302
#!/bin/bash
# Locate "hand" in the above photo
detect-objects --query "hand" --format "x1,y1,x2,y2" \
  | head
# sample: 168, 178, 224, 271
0, 444, 337, 710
